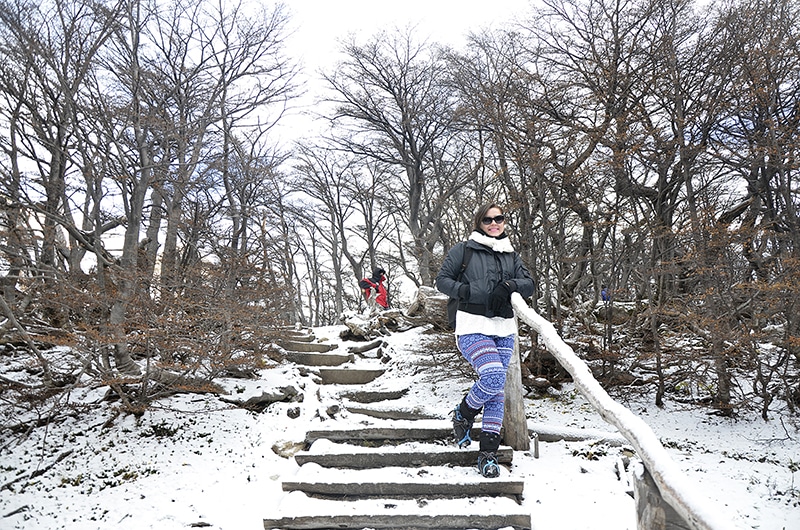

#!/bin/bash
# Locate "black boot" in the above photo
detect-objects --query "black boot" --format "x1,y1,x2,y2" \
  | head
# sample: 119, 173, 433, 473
477, 431, 501, 478
451, 398, 479, 448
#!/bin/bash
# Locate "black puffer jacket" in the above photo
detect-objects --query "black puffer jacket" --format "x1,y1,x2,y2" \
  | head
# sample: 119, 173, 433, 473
436, 234, 534, 319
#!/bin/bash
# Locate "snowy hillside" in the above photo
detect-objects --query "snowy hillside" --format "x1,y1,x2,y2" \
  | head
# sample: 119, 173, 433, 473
1, 324, 798, 530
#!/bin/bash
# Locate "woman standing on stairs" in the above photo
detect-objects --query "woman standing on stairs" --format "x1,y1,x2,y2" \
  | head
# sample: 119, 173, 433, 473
435, 203, 534, 478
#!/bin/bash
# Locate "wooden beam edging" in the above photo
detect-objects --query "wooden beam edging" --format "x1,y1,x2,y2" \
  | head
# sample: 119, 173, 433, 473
511, 293, 740, 530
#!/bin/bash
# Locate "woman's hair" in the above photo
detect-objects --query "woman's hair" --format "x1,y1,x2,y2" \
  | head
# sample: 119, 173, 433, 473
472, 203, 504, 232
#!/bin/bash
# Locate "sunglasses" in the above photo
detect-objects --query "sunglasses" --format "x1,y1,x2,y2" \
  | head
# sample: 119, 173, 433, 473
481, 215, 506, 225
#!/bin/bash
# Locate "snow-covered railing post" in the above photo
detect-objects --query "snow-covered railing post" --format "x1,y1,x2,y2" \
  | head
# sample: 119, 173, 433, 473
510, 293, 740, 530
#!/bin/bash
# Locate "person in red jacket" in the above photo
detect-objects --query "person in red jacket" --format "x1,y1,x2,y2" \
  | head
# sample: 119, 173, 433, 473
358, 267, 389, 312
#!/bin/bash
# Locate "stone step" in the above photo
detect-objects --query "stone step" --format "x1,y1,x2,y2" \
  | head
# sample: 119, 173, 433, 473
284, 351, 354, 367
280, 340, 338, 353
282, 465, 524, 496
294, 440, 514, 469
264, 495, 531, 530
317, 367, 385, 385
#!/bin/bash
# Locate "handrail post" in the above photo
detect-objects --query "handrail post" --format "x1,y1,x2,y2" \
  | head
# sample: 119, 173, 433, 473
503, 325, 529, 450
634, 462, 693, 530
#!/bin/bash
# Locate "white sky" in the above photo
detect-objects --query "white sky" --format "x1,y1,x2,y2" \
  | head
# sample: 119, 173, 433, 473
285, 0, 534, 70
274, 0, 535, 140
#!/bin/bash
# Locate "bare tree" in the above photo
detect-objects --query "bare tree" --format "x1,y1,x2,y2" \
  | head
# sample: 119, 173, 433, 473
516, 0, 634, 312
291, 145, 360, 315
322, 29, 470, 285
0, 0, 129, 381
0, 0, 122, 283
703, 0, 800, 408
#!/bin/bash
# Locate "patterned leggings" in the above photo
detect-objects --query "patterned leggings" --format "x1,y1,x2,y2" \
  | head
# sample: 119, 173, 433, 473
457, 333, 515, 435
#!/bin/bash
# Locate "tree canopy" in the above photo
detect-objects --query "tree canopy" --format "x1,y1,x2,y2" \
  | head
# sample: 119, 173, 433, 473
1, 0, 798, 417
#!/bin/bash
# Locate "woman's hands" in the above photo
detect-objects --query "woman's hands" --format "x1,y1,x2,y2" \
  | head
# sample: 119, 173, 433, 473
488, 281, 515, 312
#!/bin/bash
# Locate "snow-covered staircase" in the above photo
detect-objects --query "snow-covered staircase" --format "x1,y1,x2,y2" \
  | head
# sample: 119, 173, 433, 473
264, 429, 530, 530
264, 329, 532, 530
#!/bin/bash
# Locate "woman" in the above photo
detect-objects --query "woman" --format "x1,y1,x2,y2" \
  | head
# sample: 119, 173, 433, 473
435, 203, 534, 478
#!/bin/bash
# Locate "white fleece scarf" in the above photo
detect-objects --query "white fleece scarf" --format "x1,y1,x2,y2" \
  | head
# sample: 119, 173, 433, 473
469, 230, 515, 253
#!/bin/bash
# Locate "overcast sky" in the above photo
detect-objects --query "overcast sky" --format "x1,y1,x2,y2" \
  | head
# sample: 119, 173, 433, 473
285, 0, 533, 70
274, 0, 534, 141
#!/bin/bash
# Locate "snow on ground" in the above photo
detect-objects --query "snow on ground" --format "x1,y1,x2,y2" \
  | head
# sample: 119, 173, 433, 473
1, 324, 798, 530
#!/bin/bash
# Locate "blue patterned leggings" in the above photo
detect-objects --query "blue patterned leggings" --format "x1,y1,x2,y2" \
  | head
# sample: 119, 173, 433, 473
457, 333, 515, 435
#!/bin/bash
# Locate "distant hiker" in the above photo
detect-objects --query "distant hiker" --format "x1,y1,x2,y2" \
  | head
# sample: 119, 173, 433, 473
358, 267, 389, 313
601, 285, 610, 304
435, 203, 534, 478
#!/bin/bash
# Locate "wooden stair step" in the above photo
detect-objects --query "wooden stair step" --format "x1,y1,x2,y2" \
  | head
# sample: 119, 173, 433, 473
264, 513, 531, 530
295, 441, 514, 469
280, 332, 315, 342
305, 419, 624, 445
264, 495, 531, 529
280, 340, 339, 353
284, 351, 354, 367
344, 405, 439, 420
528, 421, 627, 445
281, 478, 524, 497
283, 465, 524, 496
305, 420, 466, 444
338, 388, 408, 403
317, 367, 385, 385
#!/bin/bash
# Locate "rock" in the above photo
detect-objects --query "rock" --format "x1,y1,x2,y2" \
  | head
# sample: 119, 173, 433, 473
220, 385, 301, 412
531, 377, 551, 390
272, 440, 304, 457
339, 311, 382, 340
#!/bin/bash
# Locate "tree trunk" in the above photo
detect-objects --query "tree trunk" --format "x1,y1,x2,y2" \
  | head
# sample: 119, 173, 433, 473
712, 339, 732, 414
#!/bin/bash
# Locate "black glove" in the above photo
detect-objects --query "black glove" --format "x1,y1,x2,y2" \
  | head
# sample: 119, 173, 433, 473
488, 281, 515, 313
458, 284, 470, 300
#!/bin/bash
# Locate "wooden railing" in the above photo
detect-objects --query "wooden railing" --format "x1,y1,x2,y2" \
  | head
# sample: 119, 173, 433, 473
509, 293, 741, 530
